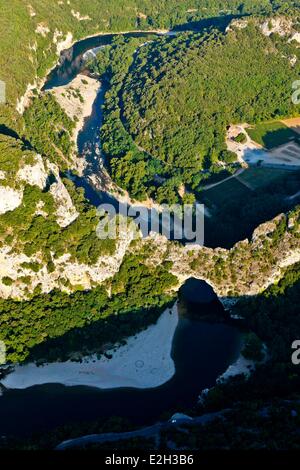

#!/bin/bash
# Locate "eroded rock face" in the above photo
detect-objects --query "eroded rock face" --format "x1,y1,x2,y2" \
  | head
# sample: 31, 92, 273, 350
261, 17, 295, 37
46, 162, 78, 227
0, 217, 135, 299
71, 10, 91, 21
0, 186, 22, 214
16, 81, 38, 114
49, 178, 79, 228
17, 154, 48, 190
228, 16, 299, 42
251, 214, 284, 243
35, 23, 50, 37
53, 30, 73, 55
0, 185, 299, 303
142, 208, 300, 303
289, 32, 300, 44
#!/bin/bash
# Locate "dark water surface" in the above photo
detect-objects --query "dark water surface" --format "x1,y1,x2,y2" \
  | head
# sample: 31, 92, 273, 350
0, 313, 241, 437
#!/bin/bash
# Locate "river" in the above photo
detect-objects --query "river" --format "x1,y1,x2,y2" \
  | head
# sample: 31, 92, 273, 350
0, 17, 243, 440
0, 300, 242, 437
44, 15, 240, 240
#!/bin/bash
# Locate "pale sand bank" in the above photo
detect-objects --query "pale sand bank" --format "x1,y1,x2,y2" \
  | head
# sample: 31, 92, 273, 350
1, 304, 178, 390
50, 74, 101, 152
217, 354, 255, 382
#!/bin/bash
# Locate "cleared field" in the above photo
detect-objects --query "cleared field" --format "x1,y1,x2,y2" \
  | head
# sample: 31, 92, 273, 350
247, 121, 299, 149
203, 177, 251, 208
237, 167, 291, 190
281, 117, 300, 135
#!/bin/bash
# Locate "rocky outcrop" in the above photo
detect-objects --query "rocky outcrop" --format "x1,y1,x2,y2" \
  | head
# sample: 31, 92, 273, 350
49, 177, 79, 228
0, 186, 22, 214
46, 162, 78, 227
27, 4, 36, 18
53, 30, 73, 55
137, 207, 300, 304
0, 214, 135, 299
261, 17, 296, 37
0, 146, 299, 303
71, 10, 91, 21
35, 23, 50, 37
17, 154, 48, 189
228, 16, 300, 43
289, 32, 300, 44
16, 81, 38, 114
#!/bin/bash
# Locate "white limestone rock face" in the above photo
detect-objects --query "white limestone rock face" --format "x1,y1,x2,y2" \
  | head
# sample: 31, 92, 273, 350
49, 177, 79, 228
0, 186, 22, 214
53, 30, 73, 55
0, 218, 135, 299
35, 23, 50, 37
17, 154, 48, 189
27, 4, 36, 17
261, 17, 294, 37
289, 32, 300, 44
54, 216, 136, 289
228, 17, 298, 42
226, 18, 248, 32
16, 81, 38, 114
71, 10, 91, 21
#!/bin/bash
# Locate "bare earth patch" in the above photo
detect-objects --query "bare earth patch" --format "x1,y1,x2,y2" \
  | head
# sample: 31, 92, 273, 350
281, 117, 300, 135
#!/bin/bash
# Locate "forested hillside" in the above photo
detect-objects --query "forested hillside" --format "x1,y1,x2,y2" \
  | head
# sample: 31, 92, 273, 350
117, 21, 300, 202
0, 0, 298, 126
0, 1, 300, 452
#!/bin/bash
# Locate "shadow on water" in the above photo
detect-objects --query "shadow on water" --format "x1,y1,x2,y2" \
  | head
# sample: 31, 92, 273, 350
0, 124, 19, 140
0, 16, 252, 439
0, 280, 242, 437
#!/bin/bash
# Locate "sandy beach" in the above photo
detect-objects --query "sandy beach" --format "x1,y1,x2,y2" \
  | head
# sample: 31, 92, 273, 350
50, 74, 101, 152
1, 304, 179, 390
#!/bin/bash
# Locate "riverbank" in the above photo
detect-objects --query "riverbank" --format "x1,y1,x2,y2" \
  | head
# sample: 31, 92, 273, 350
50, 74, 101, 161
1, 304, 179, 391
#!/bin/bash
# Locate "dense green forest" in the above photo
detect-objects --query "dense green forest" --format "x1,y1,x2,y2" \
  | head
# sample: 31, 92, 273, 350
0, 255, 176, 363
0, 0, 299, 127
0, 135, 115, 267
23, 94, 75, 170
115, 23, 300, 202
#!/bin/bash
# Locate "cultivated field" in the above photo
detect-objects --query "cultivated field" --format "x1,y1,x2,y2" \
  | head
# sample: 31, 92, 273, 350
236, 167, 291, 190
281, 117, 300, 135
202, 177, 251, 208
247, 121, 299, 149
